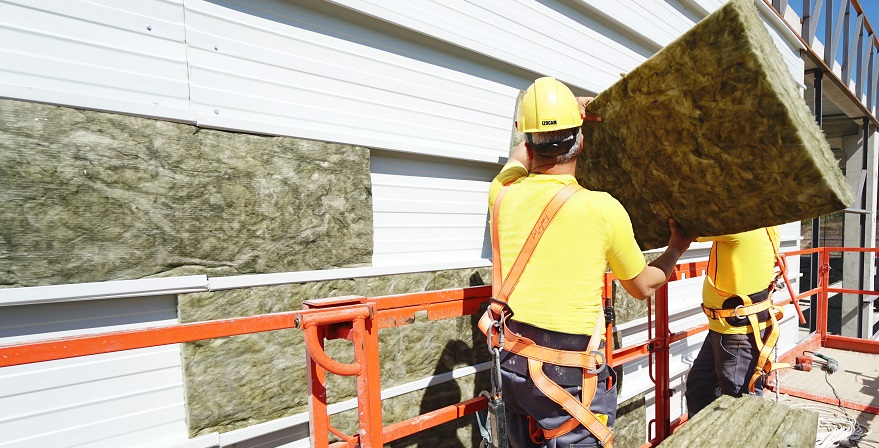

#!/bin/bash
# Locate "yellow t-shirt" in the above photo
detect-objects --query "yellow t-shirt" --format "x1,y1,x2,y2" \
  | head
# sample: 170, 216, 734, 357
488, 160, 646, 334
698, 226, 780, 334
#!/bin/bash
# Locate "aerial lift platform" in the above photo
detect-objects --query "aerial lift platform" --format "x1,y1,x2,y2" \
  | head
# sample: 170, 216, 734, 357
1, 245, 878, 447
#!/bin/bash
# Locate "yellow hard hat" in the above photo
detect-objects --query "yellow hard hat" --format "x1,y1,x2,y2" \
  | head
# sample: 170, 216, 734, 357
516, 77, 583, 133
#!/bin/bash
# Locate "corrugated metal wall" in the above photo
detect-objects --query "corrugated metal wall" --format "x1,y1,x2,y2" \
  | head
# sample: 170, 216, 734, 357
0, 0, 802, 270
0, 296, 188, 448
0, 0, 810, 446
184, 0, 519, 164
0, 0, 192, 121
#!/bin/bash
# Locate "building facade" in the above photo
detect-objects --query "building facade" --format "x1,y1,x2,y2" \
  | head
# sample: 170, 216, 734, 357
1, 0, 875, 447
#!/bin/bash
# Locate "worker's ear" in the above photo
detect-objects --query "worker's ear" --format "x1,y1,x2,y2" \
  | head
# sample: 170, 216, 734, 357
524, 142, 534, 160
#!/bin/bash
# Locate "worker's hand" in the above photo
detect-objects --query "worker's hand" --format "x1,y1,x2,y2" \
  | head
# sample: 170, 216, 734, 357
576, 97, 602, 123
667, 218, 696, 253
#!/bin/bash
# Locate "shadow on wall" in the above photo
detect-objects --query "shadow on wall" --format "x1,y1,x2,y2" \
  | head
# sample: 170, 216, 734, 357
386, 273, 492, 448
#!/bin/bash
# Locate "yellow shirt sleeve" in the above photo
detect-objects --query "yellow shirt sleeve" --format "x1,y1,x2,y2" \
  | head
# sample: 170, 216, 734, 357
488, 160, 528, 210
602, 196, 647, 281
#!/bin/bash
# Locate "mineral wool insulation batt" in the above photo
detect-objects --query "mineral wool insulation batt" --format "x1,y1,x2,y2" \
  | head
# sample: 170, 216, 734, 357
575, 0, 853, 250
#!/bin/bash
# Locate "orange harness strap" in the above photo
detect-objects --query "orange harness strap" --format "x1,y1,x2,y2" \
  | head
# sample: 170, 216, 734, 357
747, 228, 800, 391
529, 414, 581, 442
700, 299, 774, 320
700, 286, 786, 392
699, 228, 792, 392
480, 182, 613, 447
492, 183, 582, 309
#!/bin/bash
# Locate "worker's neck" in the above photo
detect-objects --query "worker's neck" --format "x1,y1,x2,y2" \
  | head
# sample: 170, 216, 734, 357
531, 161, 576, 176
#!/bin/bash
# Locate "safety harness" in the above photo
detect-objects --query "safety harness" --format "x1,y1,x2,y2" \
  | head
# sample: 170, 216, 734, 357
699, 228, 798, 392
477, 182, 613, 448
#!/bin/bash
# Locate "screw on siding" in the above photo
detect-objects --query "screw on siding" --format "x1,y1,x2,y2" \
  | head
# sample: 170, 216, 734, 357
214, 109, 219, 115
146, 25, 152, 31
214, 45, 219, 51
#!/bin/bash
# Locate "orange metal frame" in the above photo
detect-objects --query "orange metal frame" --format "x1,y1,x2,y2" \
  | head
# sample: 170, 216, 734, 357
1, 247, 878, 447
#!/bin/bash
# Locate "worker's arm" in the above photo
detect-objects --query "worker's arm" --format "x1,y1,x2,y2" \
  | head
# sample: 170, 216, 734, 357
489, 142, 530, 207
508, 141, 531, 172
619, 219, 695, 299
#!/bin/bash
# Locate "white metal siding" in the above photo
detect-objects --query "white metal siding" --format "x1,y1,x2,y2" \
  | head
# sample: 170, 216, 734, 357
184, 0, 519, 164
0, 0, 811, 269
322, 0, 651, 93
370, 151, 497, 266
0, 296, 188, 448
0, 0, 192, 121
757, 5, 807, 89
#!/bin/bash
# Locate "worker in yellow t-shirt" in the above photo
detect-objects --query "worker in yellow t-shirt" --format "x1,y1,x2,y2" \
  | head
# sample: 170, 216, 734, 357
685, 226, 781, 417
485, 77, 695, 448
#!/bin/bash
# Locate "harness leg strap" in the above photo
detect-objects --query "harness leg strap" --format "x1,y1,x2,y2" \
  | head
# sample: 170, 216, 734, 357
748, 309, 788, 392
528, 358, 613, 447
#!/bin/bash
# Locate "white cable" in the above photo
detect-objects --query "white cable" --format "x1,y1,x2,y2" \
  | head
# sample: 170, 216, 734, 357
774, 388, 875, 447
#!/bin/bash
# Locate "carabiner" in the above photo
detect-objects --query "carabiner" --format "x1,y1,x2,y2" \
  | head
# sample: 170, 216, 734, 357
490, 346, 503, 398
486, 311, 505, 353
586, 350, 606, 375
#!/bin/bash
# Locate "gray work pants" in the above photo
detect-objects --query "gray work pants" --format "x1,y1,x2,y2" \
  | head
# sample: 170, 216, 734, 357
500, 320, 616, 448
684, 329, 766, 417
501, 367, 616, 448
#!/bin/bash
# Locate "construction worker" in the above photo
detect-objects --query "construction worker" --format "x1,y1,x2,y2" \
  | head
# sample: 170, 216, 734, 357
685, 226, 784, 417
481, 77, 695, 448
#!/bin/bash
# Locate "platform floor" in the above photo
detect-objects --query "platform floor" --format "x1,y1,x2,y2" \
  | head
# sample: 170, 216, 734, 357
767, 346, 879, 447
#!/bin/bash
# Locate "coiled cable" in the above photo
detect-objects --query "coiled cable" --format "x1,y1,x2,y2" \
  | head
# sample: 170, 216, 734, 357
773, 370, 876, 447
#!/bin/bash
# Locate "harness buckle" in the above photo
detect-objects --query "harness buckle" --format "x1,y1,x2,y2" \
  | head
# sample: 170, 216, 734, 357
733, 305, 746, 319
701, 304, 718, 320
603, 305, 615, 324
772, 276, 786, 292
586, 350, 606, 374
489, 318, 504, 350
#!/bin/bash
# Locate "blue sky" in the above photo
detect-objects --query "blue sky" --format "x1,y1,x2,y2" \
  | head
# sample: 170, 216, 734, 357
783, 1, 879, 73
789, 1, 879, 42
858, 2, 879, 32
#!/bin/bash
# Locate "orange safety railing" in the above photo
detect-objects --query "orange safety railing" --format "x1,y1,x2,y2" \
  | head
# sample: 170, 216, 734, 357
2, 247, 879, 447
